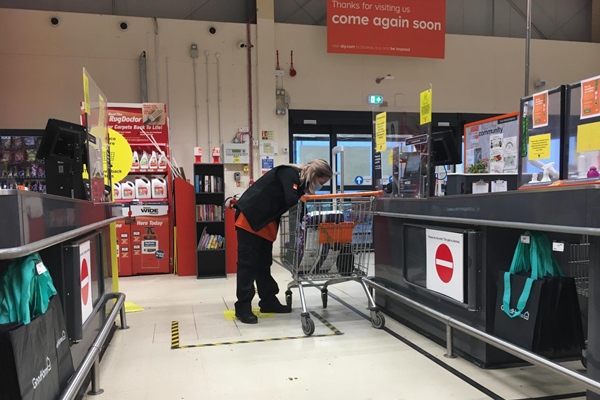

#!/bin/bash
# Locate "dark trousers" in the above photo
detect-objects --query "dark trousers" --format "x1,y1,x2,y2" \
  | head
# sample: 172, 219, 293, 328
234, 228, 279, 314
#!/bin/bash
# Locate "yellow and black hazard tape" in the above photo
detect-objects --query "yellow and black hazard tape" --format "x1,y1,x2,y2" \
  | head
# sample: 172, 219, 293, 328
310, 311, 343, 335
171, 321, 180, 349
170, 311, 343, 350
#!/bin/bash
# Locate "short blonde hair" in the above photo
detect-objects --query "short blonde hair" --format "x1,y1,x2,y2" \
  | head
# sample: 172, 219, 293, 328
297, 159, 333, 194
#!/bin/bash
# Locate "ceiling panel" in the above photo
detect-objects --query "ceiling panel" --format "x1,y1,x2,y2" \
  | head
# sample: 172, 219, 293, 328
274, 0, 302, 23
301, 0, 326, 22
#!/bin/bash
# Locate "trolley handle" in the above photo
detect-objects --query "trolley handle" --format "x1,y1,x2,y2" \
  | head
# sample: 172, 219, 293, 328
301, 190, 383, 201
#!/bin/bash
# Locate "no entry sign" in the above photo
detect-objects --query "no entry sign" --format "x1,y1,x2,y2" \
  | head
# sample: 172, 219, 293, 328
80, 240, 93, 324
426, 230, 464, 302
435, 244, 453, 283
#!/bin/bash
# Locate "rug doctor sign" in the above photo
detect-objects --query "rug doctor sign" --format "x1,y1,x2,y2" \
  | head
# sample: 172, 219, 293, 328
327, 0, 446, 59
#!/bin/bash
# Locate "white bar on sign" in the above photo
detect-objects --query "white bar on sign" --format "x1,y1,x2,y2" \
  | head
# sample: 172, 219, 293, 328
435, 259, 453, 269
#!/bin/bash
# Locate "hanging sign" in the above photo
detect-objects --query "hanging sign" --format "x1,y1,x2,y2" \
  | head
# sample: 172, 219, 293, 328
533, 91, 549, 128
420, 89, 432, 125
581, 75, 600, 120
327, 0, 446, 59
375, 112, 387, 152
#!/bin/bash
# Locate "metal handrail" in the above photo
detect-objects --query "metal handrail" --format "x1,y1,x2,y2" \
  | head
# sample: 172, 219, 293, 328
58, 292, 128, 400
376, 211, 600, 237
363, 278, 600, 395
0, 216, 124, 260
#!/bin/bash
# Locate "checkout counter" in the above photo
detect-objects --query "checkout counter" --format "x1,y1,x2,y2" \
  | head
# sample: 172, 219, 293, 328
370, 81, 600, 399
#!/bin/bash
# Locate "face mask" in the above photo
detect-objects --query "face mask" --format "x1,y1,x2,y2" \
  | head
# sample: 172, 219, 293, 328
314, 182, 323, 192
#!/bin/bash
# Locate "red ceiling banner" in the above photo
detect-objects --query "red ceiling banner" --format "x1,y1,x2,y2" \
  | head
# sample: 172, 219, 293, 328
327, 0, 446, 59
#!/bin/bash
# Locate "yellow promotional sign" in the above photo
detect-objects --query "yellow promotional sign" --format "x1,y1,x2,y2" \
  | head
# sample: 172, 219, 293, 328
108, 128, 133, 182
98, 95, 106, 129
83, 74, 90, 114
577, 122, 600, 153
375, 112, 387, 152
420, 89, 432, 125
528, 134, 551, 160
389, 150, 393, 165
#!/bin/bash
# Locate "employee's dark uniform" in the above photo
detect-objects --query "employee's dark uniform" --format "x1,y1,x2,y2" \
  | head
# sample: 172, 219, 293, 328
233, 166, 305, 314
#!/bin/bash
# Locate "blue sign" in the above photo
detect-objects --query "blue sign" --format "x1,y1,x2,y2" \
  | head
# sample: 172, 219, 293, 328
261, 157, 274, 171
355, 176, 364, 185
389, 175, 393, 183
155, 250, 165, 260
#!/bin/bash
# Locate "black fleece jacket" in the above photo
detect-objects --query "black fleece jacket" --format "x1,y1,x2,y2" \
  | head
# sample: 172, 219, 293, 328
234, 166, 306, 232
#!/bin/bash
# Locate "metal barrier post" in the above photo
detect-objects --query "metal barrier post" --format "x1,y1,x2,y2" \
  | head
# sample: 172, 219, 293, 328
119, 304, 129, 330
87, 359, 104, 395
445, 325, 456, 358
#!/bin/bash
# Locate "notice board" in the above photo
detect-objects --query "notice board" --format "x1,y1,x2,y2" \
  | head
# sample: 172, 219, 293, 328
464, 113, 520, 174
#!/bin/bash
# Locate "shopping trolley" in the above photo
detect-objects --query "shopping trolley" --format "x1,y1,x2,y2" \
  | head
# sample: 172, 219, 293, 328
279, 191, 385, 336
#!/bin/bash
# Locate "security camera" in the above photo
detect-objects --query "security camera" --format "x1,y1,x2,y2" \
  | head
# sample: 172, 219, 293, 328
119, 21, 129, 31
238, 41, 247, 49
209, 26, 217, 35
50, 17, 60, 27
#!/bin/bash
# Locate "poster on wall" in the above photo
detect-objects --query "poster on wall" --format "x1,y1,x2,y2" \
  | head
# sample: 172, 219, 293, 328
464, 113, 519, 174
327, 0, 446, 59
581, 75, 600, 120
261, 157, 274, 175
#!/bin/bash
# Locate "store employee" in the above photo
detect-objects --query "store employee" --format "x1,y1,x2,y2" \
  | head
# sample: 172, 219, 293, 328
233, 160, 333, 324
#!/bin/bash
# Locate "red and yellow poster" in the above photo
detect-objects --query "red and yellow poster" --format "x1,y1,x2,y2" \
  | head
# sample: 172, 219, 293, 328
581, 75, 600, 120
327, 0, 446, 59
533, 91, 549, 128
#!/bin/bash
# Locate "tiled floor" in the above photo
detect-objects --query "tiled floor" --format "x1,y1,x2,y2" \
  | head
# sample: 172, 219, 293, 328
84, 264, 587, 400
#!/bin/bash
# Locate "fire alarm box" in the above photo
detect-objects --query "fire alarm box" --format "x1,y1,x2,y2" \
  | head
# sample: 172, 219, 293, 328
223, 143, 250, 164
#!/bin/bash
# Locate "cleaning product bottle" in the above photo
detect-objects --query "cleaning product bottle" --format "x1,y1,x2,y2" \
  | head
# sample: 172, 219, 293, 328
140, 151, 149, 170
113, 182, 122, 200
149, 151, 158, 170
135, 177, 151, 199
158, 152, 168, 170
122, 181, 135, 200
132, 150, 140, 171
152, 177, 167, 199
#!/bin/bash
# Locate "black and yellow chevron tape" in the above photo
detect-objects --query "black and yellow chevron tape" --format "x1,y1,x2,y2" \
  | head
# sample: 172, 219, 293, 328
170, 312, 343, 350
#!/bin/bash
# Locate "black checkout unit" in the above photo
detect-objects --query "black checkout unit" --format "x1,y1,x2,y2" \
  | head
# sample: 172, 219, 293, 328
373, 80, 600, 400
0, 119, 121, 399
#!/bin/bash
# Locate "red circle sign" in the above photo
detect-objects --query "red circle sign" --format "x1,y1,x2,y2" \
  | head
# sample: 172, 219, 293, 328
435, 244, 454, 283
81, 258, 89, 306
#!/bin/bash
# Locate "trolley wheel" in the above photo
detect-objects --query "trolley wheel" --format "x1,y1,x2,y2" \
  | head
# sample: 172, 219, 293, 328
321, 289, 328, 309
301, 316, 315, 336
285, 290, 293, 307
371, 310, 385, 329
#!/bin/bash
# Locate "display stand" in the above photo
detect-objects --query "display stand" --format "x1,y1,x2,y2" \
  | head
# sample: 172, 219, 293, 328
194, 163, 226, 279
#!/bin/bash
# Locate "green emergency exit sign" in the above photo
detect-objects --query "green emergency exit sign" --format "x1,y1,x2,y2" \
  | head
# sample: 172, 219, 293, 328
368, 95, 383, 104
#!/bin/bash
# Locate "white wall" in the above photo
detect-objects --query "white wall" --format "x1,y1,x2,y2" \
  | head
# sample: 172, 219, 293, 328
1, 8, 600, 196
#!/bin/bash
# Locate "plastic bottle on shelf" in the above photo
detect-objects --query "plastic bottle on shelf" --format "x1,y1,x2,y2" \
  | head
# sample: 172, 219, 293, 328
149, 151, 158, 170
152, 177, 167, 199
122, 181, 135, 200
113, 182, 122, 200
158, 152, 168, 170
132, 151, 140, 171
135, 177, 152, 199
140, 151, 149, 170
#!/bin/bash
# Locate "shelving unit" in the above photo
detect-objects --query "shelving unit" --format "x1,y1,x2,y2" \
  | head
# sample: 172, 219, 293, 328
194, 163, 226, 279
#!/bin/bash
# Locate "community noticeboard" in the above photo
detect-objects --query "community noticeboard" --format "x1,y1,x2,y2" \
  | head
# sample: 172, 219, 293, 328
327, 0, 446, 59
